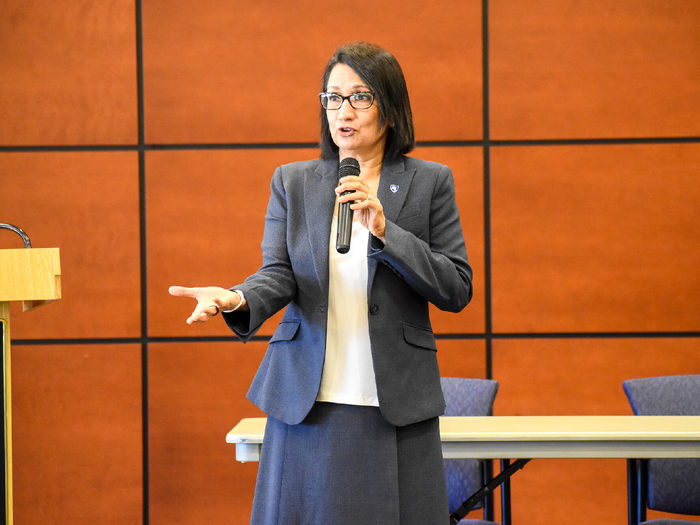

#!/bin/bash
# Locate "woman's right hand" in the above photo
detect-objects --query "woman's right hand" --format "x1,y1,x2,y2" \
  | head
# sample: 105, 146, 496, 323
168, 286, 245, 324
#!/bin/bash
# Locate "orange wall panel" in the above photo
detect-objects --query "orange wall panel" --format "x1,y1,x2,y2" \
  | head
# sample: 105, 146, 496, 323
491, 337, 700, 524
147, 338, 487, 525
147, 146, 483, 337
11, 344, 143, 523
148, 341, 266, 525
412, 146, 485, 333
142, 0, 482, 144
436, 339, 487, 379
146, 148, 317, 337
0, 152, 142, 339
0, 0, 138, 145
493, 338, 700, 416
490, 144, 700, 333
502, 458, 629, 525
490, 0, 700, 139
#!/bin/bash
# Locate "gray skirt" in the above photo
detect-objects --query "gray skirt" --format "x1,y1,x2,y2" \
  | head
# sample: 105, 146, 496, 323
250, 402, 449, 525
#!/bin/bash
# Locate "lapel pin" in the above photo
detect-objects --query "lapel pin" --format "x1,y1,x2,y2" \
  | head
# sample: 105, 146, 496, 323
390, 184, 399, 193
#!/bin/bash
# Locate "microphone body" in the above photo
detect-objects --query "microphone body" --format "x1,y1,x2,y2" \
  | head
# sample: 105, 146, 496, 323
335, 157, 361, 254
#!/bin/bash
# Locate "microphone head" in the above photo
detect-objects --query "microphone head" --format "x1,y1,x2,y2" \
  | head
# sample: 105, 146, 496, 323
338, 157, 361, 177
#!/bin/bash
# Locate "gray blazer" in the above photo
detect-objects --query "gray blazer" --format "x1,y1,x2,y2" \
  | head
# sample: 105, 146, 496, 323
224, 155, 472, 427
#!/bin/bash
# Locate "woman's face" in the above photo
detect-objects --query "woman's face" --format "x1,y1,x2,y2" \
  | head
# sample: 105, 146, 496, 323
325, 63, 387, 160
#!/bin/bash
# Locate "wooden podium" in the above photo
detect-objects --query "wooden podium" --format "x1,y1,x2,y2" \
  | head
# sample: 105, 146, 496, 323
0, 246, 61, 524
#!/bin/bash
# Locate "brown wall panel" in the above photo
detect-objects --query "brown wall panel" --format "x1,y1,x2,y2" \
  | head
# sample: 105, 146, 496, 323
146, 340, 486, 525
0, 0, 137, 145
11, 344, 142, 523
490, 144, 700, 333
492, 338, 700, 416
490, 0, 700, 139
0, 152, 142, 339
142, 0, 482, 144
436, 339, 487, 379
412, 146, 485, 333
146, 148, 317, 337
148, 341, 266, 524
501, 458, 628, 525
148, 147, 482, 337
492, 337, 700, 524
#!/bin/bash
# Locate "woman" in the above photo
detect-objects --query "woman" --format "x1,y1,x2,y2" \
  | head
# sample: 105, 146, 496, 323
170, 41, 472, 524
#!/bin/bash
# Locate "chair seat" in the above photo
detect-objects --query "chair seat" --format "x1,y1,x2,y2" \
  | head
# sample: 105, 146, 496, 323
441, 377, 500, 525
623, 375, 700, 524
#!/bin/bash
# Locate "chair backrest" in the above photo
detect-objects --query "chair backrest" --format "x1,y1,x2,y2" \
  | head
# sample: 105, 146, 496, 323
622, 375, 700, 516
441, 377, 499, 517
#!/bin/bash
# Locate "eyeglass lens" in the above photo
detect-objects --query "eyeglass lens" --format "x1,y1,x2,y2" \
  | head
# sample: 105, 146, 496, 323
320, 92, 374, 110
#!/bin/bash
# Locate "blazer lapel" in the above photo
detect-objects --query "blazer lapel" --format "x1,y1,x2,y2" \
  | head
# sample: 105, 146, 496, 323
302, 156, 416, 294
378, 156, 414, 225
304, 158, 338, 293
367, 156, 415, 287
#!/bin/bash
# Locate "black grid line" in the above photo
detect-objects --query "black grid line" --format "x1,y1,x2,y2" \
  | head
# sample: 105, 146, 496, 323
2, 136, 699, 153
11, 331, 700, 347
482, 0, 494, 380
135, 1, 149, 523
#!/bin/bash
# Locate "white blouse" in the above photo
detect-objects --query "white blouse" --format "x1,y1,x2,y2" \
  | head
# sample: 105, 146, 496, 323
316, 217, 379, 407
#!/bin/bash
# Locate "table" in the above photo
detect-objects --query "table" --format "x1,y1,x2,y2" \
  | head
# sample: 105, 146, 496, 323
226, 416, 700, 524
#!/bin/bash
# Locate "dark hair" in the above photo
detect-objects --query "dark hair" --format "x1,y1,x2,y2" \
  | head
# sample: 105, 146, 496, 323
319, 42, 415, 160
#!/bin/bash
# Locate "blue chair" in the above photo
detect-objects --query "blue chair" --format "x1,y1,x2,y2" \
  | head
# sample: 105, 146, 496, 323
622, 375, 700, 525
441, 377, 500, 525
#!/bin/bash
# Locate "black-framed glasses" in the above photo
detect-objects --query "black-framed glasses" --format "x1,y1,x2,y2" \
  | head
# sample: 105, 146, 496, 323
319, 91, 375, 110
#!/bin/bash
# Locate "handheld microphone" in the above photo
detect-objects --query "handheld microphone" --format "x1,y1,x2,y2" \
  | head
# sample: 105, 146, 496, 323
335, 157, 361, 254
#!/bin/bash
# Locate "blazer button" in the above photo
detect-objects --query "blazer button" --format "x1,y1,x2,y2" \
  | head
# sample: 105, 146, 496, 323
369, 304, 379, 315
316, 306, 326, 313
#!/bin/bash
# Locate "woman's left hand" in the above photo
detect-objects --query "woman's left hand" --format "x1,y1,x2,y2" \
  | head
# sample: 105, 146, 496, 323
336, 176, 386, 242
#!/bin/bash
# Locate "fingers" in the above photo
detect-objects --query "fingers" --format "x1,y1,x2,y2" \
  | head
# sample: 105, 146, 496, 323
346, 191, 378, 212
336, 185, 376, 207
336, 176, 365, 199
170, 285, 231, 324
341, 189, 385, 239
169, 285, 228, 302
169, 285, 198, 298
212, 295, 230, 309
352, 192, 373, 208
186, 303, 220, 324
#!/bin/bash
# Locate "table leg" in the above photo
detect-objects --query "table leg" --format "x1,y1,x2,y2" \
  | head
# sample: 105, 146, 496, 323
484, 459, 494, 522
627, 459, 638, 525
500, 459, 512, 525
449, 458, 528, 524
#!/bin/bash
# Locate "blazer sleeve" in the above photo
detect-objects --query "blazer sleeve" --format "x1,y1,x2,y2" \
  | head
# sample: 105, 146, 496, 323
223, 166, 298, 339
369, 163, 472, 312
